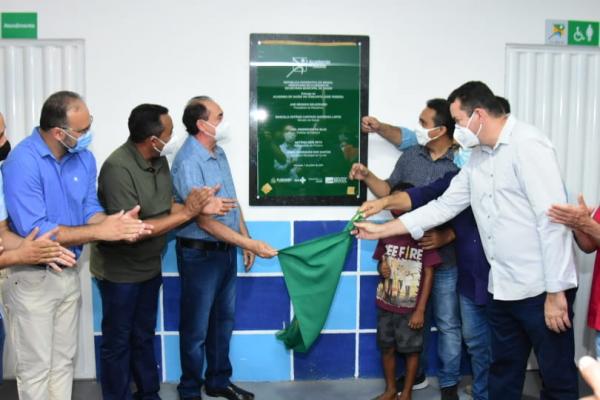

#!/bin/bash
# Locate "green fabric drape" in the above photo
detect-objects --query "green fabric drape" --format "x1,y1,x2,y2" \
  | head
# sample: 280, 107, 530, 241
276, 213, 363, 352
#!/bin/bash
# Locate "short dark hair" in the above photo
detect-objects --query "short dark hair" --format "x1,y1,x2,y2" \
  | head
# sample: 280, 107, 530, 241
182, 95, 212, 135
390, 181, 414, 193
426, 98, 455, 139
128, 104, 169, 143
447, 81, 504, 117
39, 91, 83, 131
496, 96, 511, 114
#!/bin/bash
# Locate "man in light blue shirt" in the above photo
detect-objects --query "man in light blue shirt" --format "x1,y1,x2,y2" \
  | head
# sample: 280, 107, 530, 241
171, 96, 277, 400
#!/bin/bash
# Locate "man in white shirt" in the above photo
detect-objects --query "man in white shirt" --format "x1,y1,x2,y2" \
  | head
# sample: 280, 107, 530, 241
353, 81, 578, 400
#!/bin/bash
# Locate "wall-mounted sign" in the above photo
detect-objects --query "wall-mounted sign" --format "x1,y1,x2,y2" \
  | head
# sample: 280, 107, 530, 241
546, 19, 600, 46
249, 34, 369, 206
1, 12, 37, 39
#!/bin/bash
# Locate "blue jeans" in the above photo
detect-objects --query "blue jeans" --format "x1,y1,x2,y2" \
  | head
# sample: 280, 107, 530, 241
429, 265, 462, 388
459, 294, 490, 400
596, 330, 600, 358
98, 274, 162, 400
176, 242, 237, 399
0, 315, 4, 385
488, 289, 578, 400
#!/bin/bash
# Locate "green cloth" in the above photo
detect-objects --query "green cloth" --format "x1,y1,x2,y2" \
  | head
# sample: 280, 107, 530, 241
276, 213, 363, 352
91, 140, 173, 283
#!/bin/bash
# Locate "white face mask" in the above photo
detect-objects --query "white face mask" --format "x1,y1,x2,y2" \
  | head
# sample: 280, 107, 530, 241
205, 120, 230, 142
153, 133, 179, 157
454, 112, 482, 148
414, 125, 442, 146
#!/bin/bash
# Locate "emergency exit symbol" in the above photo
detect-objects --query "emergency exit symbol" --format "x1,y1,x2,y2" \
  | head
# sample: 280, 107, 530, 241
568, 20, 599, 46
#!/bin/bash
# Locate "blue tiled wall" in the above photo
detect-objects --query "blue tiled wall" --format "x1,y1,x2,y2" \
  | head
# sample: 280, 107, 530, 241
91, 220, 472, 382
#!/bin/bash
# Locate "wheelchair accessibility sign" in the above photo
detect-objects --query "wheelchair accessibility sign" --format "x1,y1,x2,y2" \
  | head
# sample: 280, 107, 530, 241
568, 20, 599, 46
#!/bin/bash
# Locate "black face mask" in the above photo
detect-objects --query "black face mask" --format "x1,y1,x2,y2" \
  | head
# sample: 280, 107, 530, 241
0, 140, 11, 161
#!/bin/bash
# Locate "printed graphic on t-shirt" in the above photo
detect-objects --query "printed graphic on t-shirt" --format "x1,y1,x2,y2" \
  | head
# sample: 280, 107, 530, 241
377, 244, 423, 309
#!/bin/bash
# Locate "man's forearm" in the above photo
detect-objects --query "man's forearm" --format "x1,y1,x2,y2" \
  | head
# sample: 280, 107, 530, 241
377, 123, 403, 146
53, 212, 107, 246
364, 174, 391, 198
382, 192, 413, 212
141, 204, 191, 238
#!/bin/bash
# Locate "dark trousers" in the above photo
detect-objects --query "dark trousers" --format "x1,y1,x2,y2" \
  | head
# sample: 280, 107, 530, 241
176, 242, 237, 399
98, 274, 162, 400
488, 289, 578, 400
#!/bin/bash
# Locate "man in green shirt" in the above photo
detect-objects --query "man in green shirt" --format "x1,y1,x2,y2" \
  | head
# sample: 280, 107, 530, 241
91, 104, 234, 400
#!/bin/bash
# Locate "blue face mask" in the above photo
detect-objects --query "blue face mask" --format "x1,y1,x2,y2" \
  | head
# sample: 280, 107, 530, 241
453, 146, 472, 169
62, 130, 93, 153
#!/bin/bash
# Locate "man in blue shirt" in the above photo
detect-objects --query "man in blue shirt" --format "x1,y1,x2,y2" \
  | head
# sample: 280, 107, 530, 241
171, 96, 277, 400
1, 91, 151, 400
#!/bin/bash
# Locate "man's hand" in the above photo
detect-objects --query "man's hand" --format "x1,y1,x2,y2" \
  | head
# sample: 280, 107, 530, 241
202, 197, 237, 216
184, 187, 215, 218
408, 309, 425, 329
348, 163, 370, 181
418, 228, 455, 250
361, 116, 381, 133
359, 198, 387, 218
97, 206, 153, 242
379, 259, 391, 279
242, 249, 256, 272
16, 227, 76, 271
544, 291, 571, 333
249, 240, 278, 259
352, 221, 387, 240
548, 194, 594, 230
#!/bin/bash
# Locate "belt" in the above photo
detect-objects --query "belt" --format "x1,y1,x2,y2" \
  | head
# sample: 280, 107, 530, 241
177, 238, 232, 252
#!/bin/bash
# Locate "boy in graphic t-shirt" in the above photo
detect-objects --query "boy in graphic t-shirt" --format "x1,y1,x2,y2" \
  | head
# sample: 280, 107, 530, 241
372, 182, 442, 400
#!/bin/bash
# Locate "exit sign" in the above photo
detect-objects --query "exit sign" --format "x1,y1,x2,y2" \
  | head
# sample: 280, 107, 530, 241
1, 12, 37, 39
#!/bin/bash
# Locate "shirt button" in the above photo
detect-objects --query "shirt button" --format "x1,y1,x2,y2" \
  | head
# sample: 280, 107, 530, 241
490, 173, 494, 178
487, 235, 491, 240
489, 194, 492, 198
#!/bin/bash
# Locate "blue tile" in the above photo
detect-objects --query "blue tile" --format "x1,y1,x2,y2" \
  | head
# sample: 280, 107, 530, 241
360, 239, 379, 272
359, 275, 379, 329
230, 334, 291, 381
293, 221, 357, 271
163, 277, 181, 332
235, 277, 290, 330
294, 333, 355, 380
161, 233, 178, 273
358, 332, 381, 378
94, 335, 162, 382
163, 335, 182, 382
92, 278, 102, 333
237, 221, 291, 273
322, 276, 356, 330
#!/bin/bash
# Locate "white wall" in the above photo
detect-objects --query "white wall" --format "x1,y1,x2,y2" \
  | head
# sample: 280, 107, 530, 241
3, 0, 600, 366
2, 0, 598, 219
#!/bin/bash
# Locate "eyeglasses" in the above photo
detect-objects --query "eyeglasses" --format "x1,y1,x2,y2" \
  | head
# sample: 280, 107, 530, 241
60, 115, 94, 136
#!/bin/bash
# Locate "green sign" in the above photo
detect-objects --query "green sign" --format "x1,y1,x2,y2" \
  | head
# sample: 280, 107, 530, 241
249, 34, 369, 206
1, 12, 37, 39
568, 20, 599, 46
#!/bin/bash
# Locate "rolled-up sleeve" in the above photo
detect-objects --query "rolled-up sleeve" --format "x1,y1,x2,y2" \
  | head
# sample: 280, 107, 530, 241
397, 127, 418, 151
514, 137, 577, 293
400, 168, 471, 240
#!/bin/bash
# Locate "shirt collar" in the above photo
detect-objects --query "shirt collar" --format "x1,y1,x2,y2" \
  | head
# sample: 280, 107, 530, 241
31, 127, 76, 162
125, 140, 164, 173
496, 114, 516, 147
417, 144, 454, 162
188, 135, 223, 161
